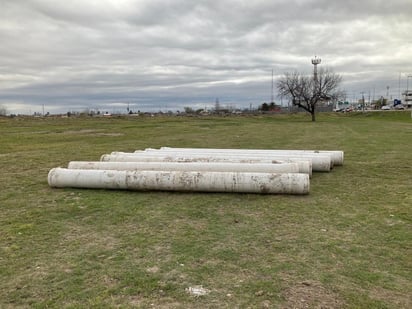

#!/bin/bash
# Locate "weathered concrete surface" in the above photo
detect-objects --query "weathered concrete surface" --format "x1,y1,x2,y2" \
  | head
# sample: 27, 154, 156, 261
68, 161, 302, 174
100, 154, 312, 175
103, 152, 326, 172
48, 168, 310, 194
144, 147, 344, 166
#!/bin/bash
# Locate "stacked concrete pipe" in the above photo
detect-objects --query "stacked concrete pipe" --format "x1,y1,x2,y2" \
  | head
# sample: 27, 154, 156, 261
100, 153, 313, 175
133, 148, 339, 170
103, 151, 329, 172
48, 147, 344, 195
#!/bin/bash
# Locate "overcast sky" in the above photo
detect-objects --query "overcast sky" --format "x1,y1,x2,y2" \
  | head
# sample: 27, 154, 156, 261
1, 0, 411, 114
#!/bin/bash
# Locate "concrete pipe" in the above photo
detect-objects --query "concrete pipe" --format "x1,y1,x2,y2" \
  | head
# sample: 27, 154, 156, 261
142, 151, 334, 170
67, 161, 302, 175
133, 150, 333, 170
48, 168, 310, 195
103, 152, 328, 172
149, 147, 344, 166
100, 154, 312, 175
141, 149, 339, 167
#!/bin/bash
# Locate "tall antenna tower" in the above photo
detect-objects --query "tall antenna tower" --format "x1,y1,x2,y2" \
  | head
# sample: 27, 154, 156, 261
311, 56, 321, 81
271, 68, 274, 103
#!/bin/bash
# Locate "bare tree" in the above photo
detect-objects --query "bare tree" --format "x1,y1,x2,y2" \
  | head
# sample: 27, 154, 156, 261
0, 105, 7, 116
277, 68, 343, 121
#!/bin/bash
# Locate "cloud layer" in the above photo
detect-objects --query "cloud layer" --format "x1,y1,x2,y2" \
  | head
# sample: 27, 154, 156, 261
1, 0, 411, 114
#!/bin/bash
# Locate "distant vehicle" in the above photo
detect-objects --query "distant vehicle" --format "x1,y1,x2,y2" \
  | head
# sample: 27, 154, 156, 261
381, 106, 390, 110
393, 99, 402, 106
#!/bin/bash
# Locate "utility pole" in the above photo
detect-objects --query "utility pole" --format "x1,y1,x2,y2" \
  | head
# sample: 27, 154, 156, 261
311, 56, 321, 104
271, 69, 274, 104
368, 90, 371, 109
360, 92, 365, 112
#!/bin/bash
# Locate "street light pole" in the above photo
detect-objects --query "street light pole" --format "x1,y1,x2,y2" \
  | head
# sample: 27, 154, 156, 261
360, 91, 365, 112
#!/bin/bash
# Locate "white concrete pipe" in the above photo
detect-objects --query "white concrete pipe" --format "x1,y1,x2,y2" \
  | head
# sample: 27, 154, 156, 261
143, 150, 334, 170
103, 152, 329, 172
133, 150, 333, 170
67, 161, 302, 175
149, 147, 344, 166
100, 154, 312, 175
48, 168, 310, 195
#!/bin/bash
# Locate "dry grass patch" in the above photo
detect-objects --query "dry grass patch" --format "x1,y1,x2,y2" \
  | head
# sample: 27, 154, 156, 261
369, 286, 412, 308
281, 279, 345, 308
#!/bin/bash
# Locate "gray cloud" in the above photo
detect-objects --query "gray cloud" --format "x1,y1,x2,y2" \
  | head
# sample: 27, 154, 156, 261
1, 0, 411, 114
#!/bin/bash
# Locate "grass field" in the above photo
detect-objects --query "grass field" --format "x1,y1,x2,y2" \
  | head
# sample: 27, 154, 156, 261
0, 112, 411, 308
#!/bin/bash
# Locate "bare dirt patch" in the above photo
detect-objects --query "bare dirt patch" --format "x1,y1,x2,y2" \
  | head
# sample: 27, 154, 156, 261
369, 287, 411, 308
62, 129, 100, 134
94, 132, 124, 136
281, 280, 344, 309
61, 129, 123, 136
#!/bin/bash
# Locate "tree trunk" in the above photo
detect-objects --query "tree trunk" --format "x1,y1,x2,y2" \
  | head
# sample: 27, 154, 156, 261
311, 111, 316, 122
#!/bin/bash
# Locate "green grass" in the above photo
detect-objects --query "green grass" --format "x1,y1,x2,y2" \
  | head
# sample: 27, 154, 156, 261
0, 112, 411, 308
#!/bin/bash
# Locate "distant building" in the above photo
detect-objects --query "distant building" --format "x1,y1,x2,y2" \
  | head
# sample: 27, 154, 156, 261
402, 90, 412, 108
